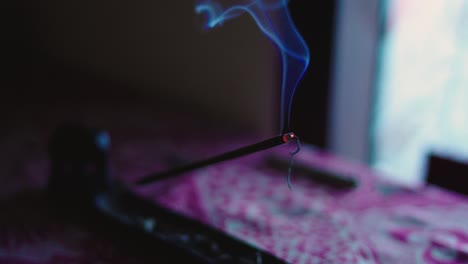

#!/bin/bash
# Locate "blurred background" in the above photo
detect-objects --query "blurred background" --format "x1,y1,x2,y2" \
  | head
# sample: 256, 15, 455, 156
3, 0, 468, 186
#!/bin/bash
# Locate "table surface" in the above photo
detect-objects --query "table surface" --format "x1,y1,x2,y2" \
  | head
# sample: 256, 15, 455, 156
2, 105, 468, 264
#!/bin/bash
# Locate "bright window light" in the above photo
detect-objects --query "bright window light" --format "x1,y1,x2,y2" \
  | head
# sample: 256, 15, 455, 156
372, 0, 468, 185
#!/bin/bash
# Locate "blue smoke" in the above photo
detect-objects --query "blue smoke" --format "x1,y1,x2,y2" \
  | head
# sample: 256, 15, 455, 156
195, 0, 310, 133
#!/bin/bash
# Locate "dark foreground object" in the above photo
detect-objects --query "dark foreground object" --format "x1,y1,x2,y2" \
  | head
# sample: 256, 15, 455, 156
48, 124, 287, 264
427, 153, 468, 196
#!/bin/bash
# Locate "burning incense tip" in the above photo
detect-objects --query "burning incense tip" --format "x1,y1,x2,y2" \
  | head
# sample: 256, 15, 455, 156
136, 132, 298, 186
282, 132, 296, 143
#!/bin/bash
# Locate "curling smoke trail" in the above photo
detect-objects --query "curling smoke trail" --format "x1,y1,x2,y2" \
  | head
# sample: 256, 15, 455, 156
195, 0, 310, 133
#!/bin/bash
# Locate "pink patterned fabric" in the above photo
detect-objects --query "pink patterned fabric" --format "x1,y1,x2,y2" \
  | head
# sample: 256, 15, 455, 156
2, 105, 468, 263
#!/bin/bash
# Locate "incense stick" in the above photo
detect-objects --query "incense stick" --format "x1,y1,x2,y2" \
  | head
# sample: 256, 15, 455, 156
136, 132, 297, 186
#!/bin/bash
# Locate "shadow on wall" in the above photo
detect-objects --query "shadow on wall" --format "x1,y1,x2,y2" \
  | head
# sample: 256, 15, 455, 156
30, 0, 280, 134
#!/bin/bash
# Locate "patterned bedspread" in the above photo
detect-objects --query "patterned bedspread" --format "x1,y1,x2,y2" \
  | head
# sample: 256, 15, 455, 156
2, 105, 468, 263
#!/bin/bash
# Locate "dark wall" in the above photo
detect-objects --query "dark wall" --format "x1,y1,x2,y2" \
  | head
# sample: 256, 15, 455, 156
289, 2, 336, 148
19, 0, 280, 135
2, 1, 337, 142
4, 2, 38, 80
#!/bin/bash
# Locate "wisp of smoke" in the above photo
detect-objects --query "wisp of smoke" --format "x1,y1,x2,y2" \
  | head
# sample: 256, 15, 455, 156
195, 0, 310, 133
